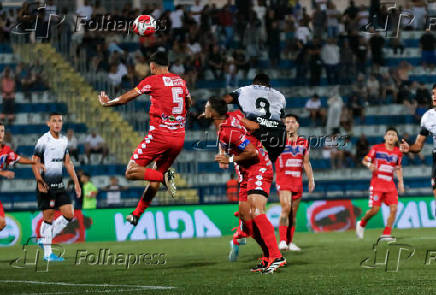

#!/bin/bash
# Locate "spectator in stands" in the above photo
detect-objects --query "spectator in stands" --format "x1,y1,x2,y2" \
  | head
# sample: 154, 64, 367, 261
420, 30, 436, 71
340, 40, 355, 85
102, 176, 127, 206
369, 31, 385, 68
107, 63, 123, 90
326, 2, 340, 38
226, 173, 239, 203
208, 44, 224, 79
67, 128, 80, 163
134, 53, 150, 80
312, 4, 326, 39
170, 5, 186, 42
429, 0, 436, 16
224, 56, 238, 91
412, 0, 428, 30
233, 48, 250, 79
397, 83, 417, 114
367, 74, 381, 105
170, 59, 186, 76
75, 0, 93, 20
355, 134, 369, 166
355, 37, 368, 74
394, 60, 412, 86
321, 38, 340, 85
325, 132, 344, 169
266, 18, 281, 67
84, 130, 108, 164
305, 94, 326, 126
341, 137, 355, 168
309, 38, 322, 86
347, 94, 365, 123
415, 82, 431, 121
326, 89, 343, 134
381, 71, 397, 103
81, 172, 98, 209
0, 67, 16, 124
190, 0, 204, 25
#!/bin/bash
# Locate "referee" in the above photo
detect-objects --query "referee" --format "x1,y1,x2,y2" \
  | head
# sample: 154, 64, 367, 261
400, 84, 436, 213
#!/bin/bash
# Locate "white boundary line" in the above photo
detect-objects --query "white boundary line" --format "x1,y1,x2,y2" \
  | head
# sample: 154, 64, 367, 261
0, 280, 175, 291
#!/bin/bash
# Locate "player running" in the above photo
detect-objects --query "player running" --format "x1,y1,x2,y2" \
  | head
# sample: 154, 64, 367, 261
32, 113, 81, 261
356, 127, 404, 240
275, 114, 314, 251
400, 84, 436, 215
98, 51, 191, 226
223, 73, 287, 163
0, 122, 45, 232
204, 97, 286, 274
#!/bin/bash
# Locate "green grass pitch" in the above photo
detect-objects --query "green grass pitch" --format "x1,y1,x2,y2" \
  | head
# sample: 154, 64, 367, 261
0, 228, 435, 295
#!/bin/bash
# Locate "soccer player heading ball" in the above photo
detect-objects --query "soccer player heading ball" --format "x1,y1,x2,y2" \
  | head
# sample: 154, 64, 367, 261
98, 51, 191, 226
204, 97, 286, 274
356, 127, 404, 241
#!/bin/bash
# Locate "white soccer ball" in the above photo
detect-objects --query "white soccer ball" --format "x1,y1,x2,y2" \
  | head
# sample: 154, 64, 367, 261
132, 15, 156, 37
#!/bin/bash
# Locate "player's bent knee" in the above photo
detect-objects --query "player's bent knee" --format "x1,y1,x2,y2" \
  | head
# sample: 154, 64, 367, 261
281, 205, 291, 215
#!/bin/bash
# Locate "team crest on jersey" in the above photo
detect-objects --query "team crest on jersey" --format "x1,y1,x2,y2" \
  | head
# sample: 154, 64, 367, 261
282, 145, 304, 156
375, 152, 398, 163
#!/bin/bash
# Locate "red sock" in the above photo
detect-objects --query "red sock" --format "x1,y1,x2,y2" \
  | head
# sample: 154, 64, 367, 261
360, 220, 368, 227
279, 226, 287, 242
132, 198, 151, 216
383, 226, 392, 235
289, 226, 296, 243
144, 169, 163, 182
254, 214, 281, 259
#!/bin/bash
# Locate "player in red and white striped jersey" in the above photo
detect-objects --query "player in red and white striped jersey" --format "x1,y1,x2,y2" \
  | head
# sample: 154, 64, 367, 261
275, 114, 314, 251
356, 127, 404, 240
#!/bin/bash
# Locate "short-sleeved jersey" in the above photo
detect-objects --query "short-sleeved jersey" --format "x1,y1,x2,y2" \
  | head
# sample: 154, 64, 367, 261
218, 110, 271, 174
365, 144, 402, 192
275, 137, 309, 191
34, 132, 69, 191
0, 144, 20, 170
420, 108, 436, 151
230, 85, 286, 121
135, 73, 190, 136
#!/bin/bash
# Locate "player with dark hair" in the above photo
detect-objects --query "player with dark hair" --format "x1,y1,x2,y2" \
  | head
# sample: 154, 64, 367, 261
276, 113, 314, 251
222, 73, 287, 163
98, 51, 191, 226
204, 96, 286, 274
401, 84, 436, 217
32, 113, 81, 261
0, 122, 45, 232
356, 127, 404, 240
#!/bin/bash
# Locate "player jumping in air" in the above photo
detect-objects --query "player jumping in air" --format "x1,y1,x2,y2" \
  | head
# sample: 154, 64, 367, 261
275, 114, 314, 251
356, 127, 404, 240
0, 122, 45, 232
222, 73, 287, 163
98, 51, 191, 226
32, 113, 82, 261
400, 84, 436, 216
204, 97, 286, 274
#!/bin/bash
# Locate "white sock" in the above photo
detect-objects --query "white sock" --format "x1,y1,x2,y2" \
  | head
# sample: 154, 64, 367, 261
40, 221, 53, 257
52, 215, 70, 238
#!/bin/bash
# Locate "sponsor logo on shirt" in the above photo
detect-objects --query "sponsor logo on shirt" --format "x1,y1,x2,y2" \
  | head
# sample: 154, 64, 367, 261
375, 151, 398, 163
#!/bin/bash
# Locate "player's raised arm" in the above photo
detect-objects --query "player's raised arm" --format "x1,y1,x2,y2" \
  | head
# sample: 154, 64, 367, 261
98, 89, 140, 107
64, 153, 81, 198
303, 151, 315, 192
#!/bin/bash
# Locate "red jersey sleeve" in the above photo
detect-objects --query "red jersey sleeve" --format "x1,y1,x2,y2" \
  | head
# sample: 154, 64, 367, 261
365, 146, 376, 162
221, 127, 250, 151
135, 76, 153, 95
5, 146, 19, 165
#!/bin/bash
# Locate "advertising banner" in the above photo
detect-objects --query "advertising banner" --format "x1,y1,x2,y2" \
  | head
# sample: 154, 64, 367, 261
1, 197, 435, 246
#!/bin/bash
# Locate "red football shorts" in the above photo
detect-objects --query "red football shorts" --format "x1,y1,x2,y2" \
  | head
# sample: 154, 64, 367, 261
238, 166, 273, 202
369, 186, 398, 208
131, 131, 185, 173
276, 183, 303, 200
0, 201, 4, 218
